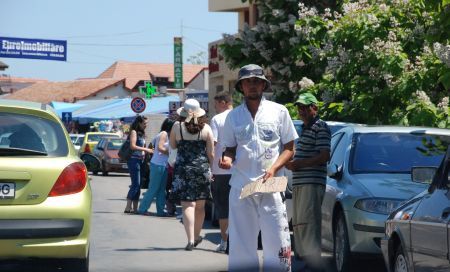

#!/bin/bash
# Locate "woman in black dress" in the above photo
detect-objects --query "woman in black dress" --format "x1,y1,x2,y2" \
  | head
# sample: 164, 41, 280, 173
169, 99, 214, 251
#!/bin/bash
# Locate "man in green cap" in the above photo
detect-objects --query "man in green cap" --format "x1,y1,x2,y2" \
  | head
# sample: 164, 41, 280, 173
285, 92, 331, 271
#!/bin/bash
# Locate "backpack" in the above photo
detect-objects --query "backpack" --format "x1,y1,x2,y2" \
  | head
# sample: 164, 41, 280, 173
118, 138, 132, 162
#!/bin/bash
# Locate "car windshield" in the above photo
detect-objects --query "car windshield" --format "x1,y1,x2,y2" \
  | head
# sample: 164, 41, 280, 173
107, 138, 124, 150
0, 112, 68, 156
88, 134, 119, 142
70, 136, 82, 145
351, 133, 450, 173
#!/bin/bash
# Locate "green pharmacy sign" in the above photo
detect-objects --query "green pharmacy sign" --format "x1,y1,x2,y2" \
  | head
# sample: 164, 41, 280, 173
139, 81, 157, 99
174, 37, 183, 89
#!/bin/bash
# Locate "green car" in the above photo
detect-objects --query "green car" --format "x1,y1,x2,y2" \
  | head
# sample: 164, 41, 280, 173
0, 99, 92, 271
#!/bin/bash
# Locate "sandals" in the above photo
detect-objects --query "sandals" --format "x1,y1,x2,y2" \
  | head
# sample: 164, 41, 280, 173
194, 236, 203, 247
185, 242, 194, 251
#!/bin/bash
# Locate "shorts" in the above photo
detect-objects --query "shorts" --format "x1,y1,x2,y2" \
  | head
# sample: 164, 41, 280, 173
211, 174, 231, 219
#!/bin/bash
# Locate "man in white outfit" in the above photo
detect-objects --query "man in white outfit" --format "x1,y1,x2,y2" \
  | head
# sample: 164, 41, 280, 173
219, 64, 298, 271
210, 91, 233, 253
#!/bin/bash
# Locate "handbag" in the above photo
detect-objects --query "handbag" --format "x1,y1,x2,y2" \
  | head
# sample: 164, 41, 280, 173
118, 138, 132, 162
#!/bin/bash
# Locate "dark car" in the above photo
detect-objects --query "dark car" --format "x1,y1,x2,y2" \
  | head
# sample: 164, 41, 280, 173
91, 137, 128, 175
381, 145, 450, 272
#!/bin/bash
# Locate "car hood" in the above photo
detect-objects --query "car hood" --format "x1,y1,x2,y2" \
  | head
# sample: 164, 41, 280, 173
354, 174, 428, 200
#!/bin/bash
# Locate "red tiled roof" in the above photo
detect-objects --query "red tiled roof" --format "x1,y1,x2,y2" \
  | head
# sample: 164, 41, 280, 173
4, 78, 125, 104
97, 61, 207, 89
0, 76, 48, 83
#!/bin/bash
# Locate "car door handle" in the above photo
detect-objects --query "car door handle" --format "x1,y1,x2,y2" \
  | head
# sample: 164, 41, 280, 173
441, 207, 450, 219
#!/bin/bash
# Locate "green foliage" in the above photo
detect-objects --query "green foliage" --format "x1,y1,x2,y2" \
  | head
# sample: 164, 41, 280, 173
221, 0, 450, 127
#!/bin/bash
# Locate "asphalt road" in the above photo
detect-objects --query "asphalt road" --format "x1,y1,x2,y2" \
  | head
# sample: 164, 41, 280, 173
0, 172, 387, 272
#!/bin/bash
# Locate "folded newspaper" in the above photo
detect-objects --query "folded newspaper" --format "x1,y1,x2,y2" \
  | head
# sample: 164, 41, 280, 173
239, 176, 288, 199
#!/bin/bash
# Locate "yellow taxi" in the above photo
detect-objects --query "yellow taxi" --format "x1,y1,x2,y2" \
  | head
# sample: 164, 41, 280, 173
79, 131, 120, 155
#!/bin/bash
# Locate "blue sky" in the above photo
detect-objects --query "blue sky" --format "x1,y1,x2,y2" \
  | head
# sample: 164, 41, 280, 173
0, 0, 237, 81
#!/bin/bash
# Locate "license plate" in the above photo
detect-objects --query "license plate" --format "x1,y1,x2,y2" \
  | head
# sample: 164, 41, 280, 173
122, 165, 128, 169
0, 183, 15, 199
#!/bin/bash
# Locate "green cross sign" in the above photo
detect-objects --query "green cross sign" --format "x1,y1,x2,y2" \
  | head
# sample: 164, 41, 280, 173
139, 81, 157, 99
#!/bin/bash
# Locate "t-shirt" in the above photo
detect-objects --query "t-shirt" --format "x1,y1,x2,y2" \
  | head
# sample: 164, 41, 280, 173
210, 109, 232, 175
292, 117, 331, 186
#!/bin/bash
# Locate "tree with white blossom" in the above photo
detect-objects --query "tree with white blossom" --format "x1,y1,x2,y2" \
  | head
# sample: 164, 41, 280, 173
221, 0, 450, 127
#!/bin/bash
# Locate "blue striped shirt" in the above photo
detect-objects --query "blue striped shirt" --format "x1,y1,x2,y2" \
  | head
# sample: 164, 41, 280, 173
292, 117, 331, 186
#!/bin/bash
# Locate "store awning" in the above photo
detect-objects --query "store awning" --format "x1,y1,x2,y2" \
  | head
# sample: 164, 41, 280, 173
72, 96, 179, 123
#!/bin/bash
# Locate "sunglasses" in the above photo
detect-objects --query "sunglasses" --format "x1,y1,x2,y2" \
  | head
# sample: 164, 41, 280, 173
297, 104, 312, 110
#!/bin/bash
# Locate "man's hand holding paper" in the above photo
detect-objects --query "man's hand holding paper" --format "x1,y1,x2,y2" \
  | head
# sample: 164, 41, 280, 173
240, 176, 288, 199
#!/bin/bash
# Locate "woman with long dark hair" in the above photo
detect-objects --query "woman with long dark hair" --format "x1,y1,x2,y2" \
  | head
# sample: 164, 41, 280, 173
124, 115, 153, 213
169, 99, 214, 251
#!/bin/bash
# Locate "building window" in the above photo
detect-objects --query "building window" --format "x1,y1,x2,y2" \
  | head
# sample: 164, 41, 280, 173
155, 77, 169, 83
216, 85, 224, 92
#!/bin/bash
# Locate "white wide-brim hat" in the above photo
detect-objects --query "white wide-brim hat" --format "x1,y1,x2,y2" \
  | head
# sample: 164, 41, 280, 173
176, 98, 206, 123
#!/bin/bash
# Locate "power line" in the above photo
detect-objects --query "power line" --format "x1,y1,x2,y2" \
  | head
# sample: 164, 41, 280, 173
183, 25, 229, 34
183, 36, 208, 51
70, 48, 117, 60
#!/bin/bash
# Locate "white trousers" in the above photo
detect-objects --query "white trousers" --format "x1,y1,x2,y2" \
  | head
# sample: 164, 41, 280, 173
228, 188, 291, 272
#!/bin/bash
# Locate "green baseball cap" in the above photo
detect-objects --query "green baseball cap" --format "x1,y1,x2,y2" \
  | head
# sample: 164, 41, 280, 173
294, 92, 318, 106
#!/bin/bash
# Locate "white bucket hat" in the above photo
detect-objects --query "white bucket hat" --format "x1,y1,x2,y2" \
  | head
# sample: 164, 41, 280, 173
176, 98, 206, 123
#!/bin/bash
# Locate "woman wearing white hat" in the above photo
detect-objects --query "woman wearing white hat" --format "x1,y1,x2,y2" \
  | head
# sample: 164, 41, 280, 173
169, 98, 214, 251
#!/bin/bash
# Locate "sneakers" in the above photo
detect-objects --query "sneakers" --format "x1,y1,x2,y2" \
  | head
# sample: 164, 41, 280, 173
216, 240, 227, 253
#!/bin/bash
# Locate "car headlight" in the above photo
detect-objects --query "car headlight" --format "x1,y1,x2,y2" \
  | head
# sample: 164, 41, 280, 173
354, 198, 403, 215
108, 158, 120, 163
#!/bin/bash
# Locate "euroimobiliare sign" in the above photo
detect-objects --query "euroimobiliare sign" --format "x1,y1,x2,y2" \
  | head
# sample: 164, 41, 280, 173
0, 36, 67, 61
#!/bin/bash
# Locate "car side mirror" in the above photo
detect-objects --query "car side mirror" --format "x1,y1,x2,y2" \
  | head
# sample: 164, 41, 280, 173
328, 164, 343, 181
411, 166, 437, 184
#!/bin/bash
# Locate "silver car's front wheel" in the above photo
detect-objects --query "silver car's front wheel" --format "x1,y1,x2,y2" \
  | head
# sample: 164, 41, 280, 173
334, 213, 351, 272
394, 244, 408, 272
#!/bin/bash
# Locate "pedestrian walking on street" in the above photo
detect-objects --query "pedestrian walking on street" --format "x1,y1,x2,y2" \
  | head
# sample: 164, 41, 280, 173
210, 91, 233, 253
220, 64, 297, 271
138, 118, 174, 216
285, 92, 331, 272
124, 115, 153, 214
169, 99, 214, 251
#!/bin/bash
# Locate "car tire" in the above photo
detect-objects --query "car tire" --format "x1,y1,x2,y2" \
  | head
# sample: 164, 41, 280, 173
394, 244, 408, 272
333, 212, 352, 272
92, 171, 98, 175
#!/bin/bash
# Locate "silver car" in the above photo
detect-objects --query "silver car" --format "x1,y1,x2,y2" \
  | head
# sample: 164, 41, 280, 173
381, 146, 450, 272
323, 126, 450, 272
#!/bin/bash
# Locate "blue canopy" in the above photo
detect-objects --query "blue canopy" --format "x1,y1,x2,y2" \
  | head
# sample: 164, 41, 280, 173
72, 96, 179, 123
50, 101, 86, 118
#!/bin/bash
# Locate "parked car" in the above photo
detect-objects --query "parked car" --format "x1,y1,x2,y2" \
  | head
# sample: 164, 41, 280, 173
70, 133, 85, 152
91, 137, 128, 176
285, 120, 361, 222
0, 99, 91, 272
320, 126, 450, 272
78, 132, 120, 155
381, 146, 450, 272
